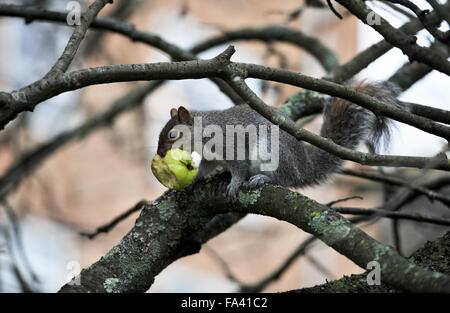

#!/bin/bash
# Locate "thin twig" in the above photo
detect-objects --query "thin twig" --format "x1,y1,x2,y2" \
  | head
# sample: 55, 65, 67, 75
80, 200, 150, 239
335, 206, 450, 226
326, 196, 364, 207
340, 169, 450, 208
326, 0, 343, 19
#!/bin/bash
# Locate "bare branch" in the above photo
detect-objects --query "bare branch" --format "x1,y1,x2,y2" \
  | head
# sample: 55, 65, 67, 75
47, 0, 111, 75
189, 26, 339, 72
326, 195, 364, 207
0, 4, 344, 108
80, 200, 150, 239
326, 0, 343, 19
340, 169, 450, 207
238, 236, 317, 292
327, 7, 443, 83
384, 0, 449, 43
335, 0, 450, 75
281, 8, 446, 120
427, 0, 450, 25
2, 47, 449, 140
224, 70, 450, 170
335, 206, 450, 226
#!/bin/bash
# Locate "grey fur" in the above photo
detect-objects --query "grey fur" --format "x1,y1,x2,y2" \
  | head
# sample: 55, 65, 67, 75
157, 82, 404, 203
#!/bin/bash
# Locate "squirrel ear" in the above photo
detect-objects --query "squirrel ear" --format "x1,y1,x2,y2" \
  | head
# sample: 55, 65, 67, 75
170, 108, 178, 118
178, 106, 193, 124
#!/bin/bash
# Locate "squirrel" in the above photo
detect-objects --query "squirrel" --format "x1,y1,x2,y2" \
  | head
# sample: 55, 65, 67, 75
157, 82, 403, 203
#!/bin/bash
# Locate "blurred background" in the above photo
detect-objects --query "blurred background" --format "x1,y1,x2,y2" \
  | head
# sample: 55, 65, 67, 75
0, 0, 448, 292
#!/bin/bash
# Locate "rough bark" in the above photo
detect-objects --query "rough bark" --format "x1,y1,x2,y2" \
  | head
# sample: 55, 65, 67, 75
59, 174, 450, 293
291, 231, 450, 293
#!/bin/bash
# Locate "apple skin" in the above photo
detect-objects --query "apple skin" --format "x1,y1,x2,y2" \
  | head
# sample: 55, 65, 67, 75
151, 149, 198, 190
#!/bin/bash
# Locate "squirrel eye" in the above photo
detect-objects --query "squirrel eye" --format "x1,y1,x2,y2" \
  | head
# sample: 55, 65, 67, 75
168, 129, 180, 140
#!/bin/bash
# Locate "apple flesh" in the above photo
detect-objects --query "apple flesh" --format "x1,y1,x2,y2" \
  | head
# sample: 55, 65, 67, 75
151, 149, 198, 190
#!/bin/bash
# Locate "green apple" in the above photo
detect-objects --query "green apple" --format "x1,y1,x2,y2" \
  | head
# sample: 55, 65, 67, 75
151, 149, 198, 190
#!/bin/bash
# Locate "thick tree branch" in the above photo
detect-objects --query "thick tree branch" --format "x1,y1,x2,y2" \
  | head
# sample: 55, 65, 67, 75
2, 46, 450, 141
290, 231, 450, 293
0, 5, 337, 72
58, 174, 450, 293
0, 4, 344, 109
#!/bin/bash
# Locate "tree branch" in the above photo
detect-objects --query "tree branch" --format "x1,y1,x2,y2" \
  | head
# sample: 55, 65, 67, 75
222, 66, 450, 170
0, 4, 346, 109
335, 0, 450, 75
189, 26, 339, 72
58, 174, 450, 293
340, 169, 450, 207
335, 206, 450, 226
46, 0, 111, 75
290, 231, 450, 292
427, 0, 450, 25
280, 7, 446, 120
2, 46, 450, 141
384, 0, 449, 44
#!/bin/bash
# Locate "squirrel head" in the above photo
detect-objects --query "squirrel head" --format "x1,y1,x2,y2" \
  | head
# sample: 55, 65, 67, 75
157, 106, 194, 157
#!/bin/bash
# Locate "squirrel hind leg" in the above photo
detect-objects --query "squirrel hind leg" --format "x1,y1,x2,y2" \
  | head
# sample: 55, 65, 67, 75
226, 177, 243, 204
225, 162, 248, 203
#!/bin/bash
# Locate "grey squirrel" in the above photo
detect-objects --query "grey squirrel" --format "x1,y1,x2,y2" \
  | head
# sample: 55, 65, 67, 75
157, 82, 403, 202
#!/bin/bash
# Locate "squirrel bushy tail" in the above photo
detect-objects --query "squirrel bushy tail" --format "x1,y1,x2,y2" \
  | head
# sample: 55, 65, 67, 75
306, 81, 403, 185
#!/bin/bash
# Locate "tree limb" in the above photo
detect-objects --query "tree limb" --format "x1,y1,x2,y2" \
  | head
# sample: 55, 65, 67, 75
2, 45, 450, 142
46, 0, 111, 75
58, 174, 450, 293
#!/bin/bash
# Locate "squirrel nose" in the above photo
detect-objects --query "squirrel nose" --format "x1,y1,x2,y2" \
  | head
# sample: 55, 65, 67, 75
157, 146, 167, 157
